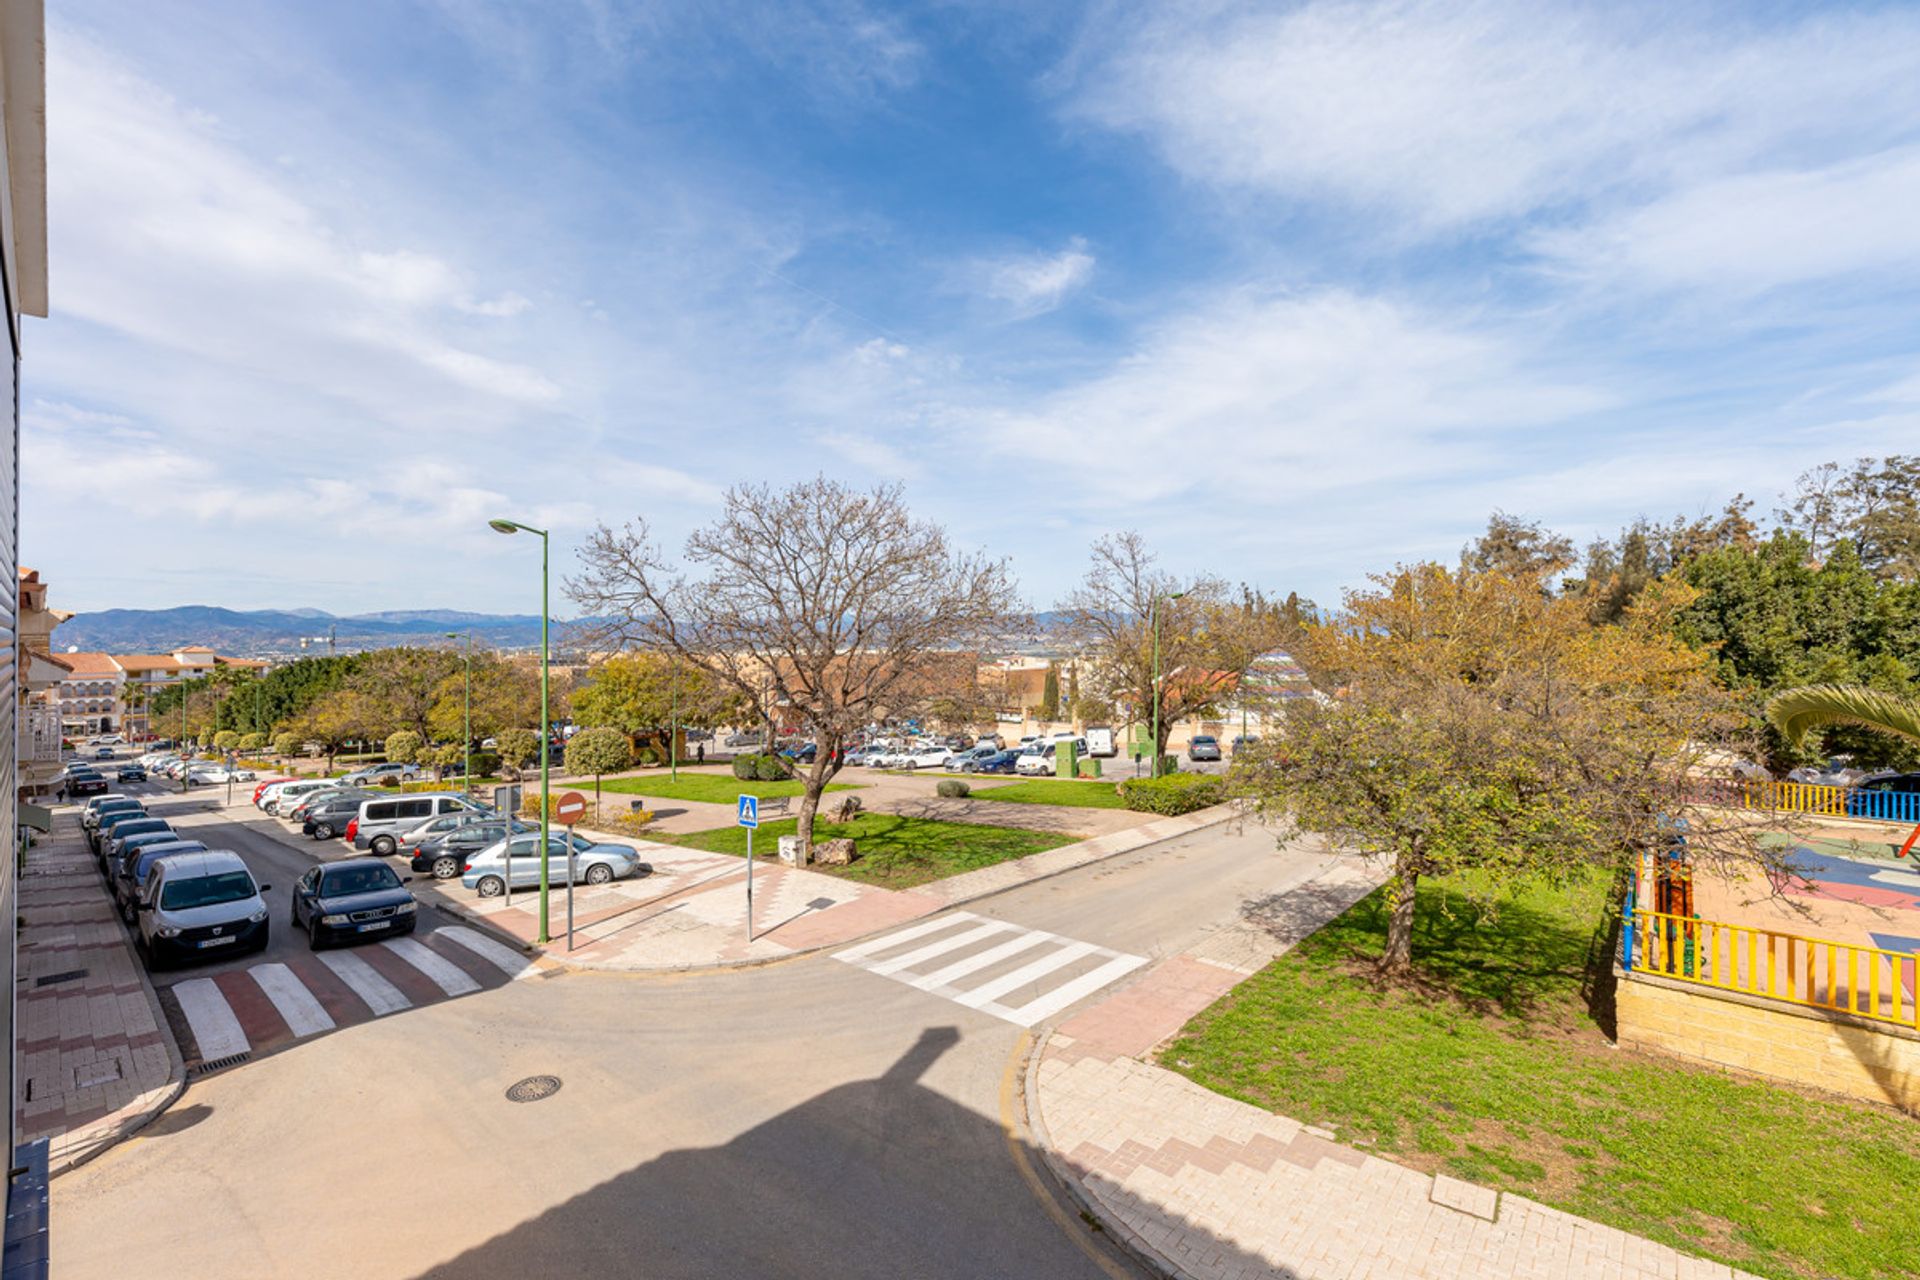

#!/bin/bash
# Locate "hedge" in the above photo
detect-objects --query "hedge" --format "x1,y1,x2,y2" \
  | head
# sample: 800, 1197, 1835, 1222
936, 779, 970, 798
731, 752, 793, 782
1116, 772, 1228, 816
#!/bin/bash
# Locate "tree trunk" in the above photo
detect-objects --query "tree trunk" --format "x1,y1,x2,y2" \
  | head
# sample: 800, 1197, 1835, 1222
1379, 858, 1420, 977
793, 733, 842, 866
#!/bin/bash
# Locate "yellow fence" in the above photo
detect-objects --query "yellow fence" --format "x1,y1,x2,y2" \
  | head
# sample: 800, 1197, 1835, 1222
1736, 779, 1848, 817
1628, 909, 1920, 1031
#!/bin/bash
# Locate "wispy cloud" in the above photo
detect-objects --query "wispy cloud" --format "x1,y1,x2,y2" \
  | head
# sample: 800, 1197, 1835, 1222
975, 238, 1096, 317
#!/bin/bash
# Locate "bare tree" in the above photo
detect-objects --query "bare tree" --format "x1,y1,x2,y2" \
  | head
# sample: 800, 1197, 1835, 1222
1059, 532, 1280, 764
569, 478, 1021, 862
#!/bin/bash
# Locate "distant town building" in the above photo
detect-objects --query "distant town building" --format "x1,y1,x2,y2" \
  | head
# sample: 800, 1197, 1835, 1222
53, 647, 269, 738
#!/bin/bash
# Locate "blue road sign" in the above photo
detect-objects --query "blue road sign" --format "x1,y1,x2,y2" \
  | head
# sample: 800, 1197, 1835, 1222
737, 794, 759, 829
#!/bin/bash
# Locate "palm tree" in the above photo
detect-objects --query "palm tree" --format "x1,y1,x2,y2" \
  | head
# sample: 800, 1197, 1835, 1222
1766, 684, 1920, 749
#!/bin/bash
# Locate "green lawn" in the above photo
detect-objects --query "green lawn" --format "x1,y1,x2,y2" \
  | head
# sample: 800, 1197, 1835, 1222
1160, 871, 1920, 1280
583, 774, 859, 804
969, 778, 1129, 809
660, 813, 1074, 890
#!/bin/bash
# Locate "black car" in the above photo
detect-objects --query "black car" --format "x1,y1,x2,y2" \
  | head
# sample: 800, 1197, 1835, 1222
100, 819, 177, 870
302, 795, 370, 840
1846, 771, 1920, 820
1187, 735, 1223, 762
289, 858, 418, 949
964, 749, 1022, 775
412, 818, 534, 879
90, 806, 152, 856
64, 769, 109, 798
117, 763, 148, 783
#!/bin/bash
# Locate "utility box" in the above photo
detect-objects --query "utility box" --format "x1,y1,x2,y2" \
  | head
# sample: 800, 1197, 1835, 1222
1055, 741, 1079, 778
1079, 757, 1102, 779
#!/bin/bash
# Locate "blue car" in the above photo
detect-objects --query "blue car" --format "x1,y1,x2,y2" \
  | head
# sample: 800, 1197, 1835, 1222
965, 749, 1022, 775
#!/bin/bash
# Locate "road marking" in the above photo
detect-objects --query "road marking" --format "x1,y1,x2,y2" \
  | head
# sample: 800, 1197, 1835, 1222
832, 911, 981, 963
1000, 953, 1149, 1025
383, 936, 481, 996
316, 950, 412, 1016
437, 926, 539, 980
249, 963, 335, 1038
906, 930, 1057, 993
173, 978, 249, 1060
867, 920, 1020, 976
955, 941, 1100, 1011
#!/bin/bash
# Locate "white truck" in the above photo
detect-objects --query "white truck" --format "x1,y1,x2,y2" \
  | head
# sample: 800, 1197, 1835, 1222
1084, 725, 1115, 758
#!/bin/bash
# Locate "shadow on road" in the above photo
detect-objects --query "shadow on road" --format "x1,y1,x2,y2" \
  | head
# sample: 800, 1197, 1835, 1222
410, 1027, 1276, 1280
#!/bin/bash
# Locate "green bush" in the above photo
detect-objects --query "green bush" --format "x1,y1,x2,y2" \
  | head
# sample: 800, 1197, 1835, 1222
237, 732, 268, 753
731, 752, 792, 782
1117, 772, 1229, 816
272, 731, 299, 758
212, 730, 241, 751
384, 729, 424, 764
936, 779, 970, 799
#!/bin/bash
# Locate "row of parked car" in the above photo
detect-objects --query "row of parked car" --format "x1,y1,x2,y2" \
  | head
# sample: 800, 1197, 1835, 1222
839, 732, 1091, 777
250, 776, 649, 896
135, 750, 259, 786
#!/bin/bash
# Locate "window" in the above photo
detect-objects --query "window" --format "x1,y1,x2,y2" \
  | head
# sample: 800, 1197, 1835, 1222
320, 864, 400, 896
399, 799, 432, 819
159, 871, 257, 911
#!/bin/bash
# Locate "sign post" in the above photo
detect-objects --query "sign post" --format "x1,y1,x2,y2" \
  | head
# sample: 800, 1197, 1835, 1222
555, 791, 588, 951
737, 794, 759, 941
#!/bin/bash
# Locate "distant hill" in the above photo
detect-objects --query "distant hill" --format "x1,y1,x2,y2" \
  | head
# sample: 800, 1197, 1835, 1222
54, 607, 564, 658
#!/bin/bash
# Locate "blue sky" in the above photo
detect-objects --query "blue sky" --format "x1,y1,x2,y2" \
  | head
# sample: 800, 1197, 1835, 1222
24, 0, 1920, 615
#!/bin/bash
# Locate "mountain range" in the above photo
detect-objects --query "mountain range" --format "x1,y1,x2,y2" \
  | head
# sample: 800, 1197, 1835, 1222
53, 607, 563, 657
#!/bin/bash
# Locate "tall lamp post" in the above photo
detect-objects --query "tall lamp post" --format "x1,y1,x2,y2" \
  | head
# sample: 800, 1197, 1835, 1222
445, 630, 473, 797
489, 517, 552, 944
1149, 590, 1186, 779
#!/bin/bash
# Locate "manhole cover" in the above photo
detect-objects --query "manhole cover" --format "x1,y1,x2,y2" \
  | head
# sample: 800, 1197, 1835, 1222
506, 1075, 562, 1103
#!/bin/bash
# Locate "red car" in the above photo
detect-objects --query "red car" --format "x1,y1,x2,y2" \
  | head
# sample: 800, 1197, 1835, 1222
253, 776, 298, 805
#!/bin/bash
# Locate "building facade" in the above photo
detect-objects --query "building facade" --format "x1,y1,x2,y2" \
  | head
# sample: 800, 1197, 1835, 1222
51, 647, 266, 738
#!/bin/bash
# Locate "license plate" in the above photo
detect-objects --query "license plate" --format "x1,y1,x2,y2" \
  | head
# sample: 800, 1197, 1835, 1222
196, 936, 236, 949
356, 921, 390, 932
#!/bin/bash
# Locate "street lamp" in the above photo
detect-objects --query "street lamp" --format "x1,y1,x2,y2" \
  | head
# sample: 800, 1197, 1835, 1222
1149, 590, 1187, 779
489, 517, 552, 944
446, 631, 473, 798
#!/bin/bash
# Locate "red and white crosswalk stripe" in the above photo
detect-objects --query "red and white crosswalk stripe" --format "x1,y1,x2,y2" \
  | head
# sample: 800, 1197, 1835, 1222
834, 911, 1147, 1027
167, 927, 534, 1063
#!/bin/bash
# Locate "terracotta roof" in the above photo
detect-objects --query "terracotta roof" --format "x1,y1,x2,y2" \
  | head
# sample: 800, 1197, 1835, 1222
175, 645, 215, 653
112, 654, 183, 672
56, 652, 123, 677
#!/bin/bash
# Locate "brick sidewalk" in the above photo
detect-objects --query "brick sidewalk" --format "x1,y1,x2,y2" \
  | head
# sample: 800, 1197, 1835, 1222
1025, 858, 1763, 1280
426, 804, 1243, 971
14, 814, 184, 1171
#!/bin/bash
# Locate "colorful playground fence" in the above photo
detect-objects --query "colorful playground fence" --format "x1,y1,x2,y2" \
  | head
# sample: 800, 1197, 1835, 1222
1625, 907, 1919, 1031
1686, 778, 1920, 825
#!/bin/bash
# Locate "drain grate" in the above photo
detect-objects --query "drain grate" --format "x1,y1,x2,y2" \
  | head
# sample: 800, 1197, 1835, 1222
34, 969, 89, 988
191, 1052, 251, 1076
505, 1075, 562, 1103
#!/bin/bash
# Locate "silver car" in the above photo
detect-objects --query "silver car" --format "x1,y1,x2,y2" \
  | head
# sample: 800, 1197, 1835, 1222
461, 832, 646, 897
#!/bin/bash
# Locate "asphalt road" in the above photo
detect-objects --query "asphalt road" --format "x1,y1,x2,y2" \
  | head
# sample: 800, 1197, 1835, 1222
52, 805, 1322, 1279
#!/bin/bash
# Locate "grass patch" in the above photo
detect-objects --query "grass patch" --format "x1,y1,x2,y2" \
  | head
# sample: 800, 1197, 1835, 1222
968, 778, 1130, 809
584, 774, 858, 804
660, 813, 1074, 890
1161, 871, 1920, 1280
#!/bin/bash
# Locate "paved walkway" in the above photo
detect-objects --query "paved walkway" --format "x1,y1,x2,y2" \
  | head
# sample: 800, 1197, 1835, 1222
14, 813, 183, 1172
425, 805, 1241, 971
1026, 857, 1764, 1280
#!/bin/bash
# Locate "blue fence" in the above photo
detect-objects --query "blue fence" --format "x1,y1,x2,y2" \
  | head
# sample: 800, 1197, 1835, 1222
1844, 788, 1920, 824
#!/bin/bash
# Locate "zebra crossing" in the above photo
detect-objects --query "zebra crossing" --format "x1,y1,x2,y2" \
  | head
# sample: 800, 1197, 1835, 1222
162, 926, 537, 1065
834, 911, 1148, 1027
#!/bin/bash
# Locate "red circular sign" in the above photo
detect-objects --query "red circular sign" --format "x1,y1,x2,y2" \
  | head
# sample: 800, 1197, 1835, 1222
554, 791, 589, 826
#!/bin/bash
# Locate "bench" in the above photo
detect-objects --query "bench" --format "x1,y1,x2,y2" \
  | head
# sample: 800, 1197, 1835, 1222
758, 796, 793, 818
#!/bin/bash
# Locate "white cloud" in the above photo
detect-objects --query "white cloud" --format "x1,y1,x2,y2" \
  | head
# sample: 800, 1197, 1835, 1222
1065, 1, 1920, 235
977, 239, 1096, 316
815, 431, 923, 479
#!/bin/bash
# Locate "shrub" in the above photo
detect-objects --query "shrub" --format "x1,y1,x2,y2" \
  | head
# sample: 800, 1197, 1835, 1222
272, 731, 299, 758
212, 730, 240, 751
936, 779, 970, 798
470, 750, 501, 778
384, 730, 424, 765
731, 752, 792, 782
1117, 772, 1229, 816
602, 811, 658, 838
495, 729, 540, 769
635, 745, 663, 767
237, 732, 268, 753
565, 726, 634, 780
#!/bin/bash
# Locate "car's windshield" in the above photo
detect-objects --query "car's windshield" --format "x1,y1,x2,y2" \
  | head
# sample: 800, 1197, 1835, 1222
322, 865, 402, 896
159, 871, 257, 911
113, 820, 167, 838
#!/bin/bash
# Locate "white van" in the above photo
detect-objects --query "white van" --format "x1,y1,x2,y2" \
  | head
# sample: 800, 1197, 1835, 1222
1084, 726, 1115, 758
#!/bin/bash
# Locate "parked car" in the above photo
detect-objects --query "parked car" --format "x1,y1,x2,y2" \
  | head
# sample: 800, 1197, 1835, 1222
287, 787, 374, 825
252, 777, 299, 805
412, 818, 536, 879
133, 850, 271, 971
349, 793, 489, 856
288, 858, 418, 949
778, 742, 818, 763
266, 779, 342, 816
1082, 726, 1115, 758
81, 795, 141, 832
302, 794, 376, 840
102, 818, 178, 869
965, 749, 1022, 775
945, 745, 998, 772
898, 746, 953, 770
186, 765, 256, 786
91, 806, 156, 856
1187, 735, 1223, 762
386, 810, 502, 862
1846, 772, 1920, 819
723, 732, 764, 748
116, 763, 148, 783
340, 762, 420, 788
462, 832, 646, 897
112, 840, 210, 923
1015, 745, 1056, 776
1787, 758, 1866, 787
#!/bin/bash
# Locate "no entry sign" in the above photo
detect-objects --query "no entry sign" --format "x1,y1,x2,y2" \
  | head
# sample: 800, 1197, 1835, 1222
554, 791, 588, 826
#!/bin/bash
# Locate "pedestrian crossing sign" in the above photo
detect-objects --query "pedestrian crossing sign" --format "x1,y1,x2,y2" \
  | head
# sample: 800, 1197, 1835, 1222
737, 795, 759, 828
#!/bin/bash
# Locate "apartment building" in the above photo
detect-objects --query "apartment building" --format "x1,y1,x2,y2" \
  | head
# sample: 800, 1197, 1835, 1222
52, 646, 268, 738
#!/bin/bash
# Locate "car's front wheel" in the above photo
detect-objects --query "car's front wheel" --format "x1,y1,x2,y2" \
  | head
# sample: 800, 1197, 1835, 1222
371, 836, 397, 856
431, 854, 461, 880
313, 822, 334, 839
475, 876, 505, 898
585, 863, 613, 885
307, 917, 326, 950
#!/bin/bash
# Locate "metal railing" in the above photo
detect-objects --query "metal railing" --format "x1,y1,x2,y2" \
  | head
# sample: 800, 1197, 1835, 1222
1626, 908, 1919, 1031
1687, 778, 1920, 825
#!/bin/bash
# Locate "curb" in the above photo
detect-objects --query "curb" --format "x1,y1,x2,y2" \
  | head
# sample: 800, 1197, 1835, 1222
489, 802, 1247, 977
1019, 1028, 1185, 1280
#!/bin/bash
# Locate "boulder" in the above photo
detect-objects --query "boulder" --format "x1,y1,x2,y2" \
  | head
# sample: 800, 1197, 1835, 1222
814, 837, 859, 866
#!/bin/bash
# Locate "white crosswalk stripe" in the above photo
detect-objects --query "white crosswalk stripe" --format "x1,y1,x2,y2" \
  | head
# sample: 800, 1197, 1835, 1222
834, 916, 1148, 1027
317, 950, 412, 1016
250, 963, 335, 1038
173, 978, 250, 1060
382, 936, 481, 996
436, 926, 540, 980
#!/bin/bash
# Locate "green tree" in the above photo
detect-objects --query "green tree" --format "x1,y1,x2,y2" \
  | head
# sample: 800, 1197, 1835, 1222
1460, 510, 1577, 581
350, 647, 462, 739
1238, 566, 1769, 976
569, 653, 746, 745
1038, 662, 1061, 721
212, 730, 240, 751
426, 650, 542, 743
237, 732, 267, 753
1768, 685, 1920, 751
288, 689, 380, 771
1779, 455, 1920, 582
565, 726, 634, 809
384, 729, 424, 765
272, 731, 299, 758
495, 728, 540, 775
429, 742, 467, 782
